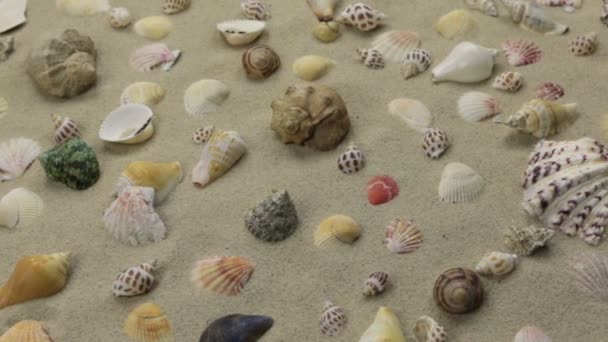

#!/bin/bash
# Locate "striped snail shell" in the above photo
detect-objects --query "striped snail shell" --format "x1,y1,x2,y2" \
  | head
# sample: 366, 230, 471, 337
433, 267, 483, 314
242, 45, 281, 79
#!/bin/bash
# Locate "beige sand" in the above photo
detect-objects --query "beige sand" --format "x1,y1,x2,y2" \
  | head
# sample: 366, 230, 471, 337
1, 0, 608, 341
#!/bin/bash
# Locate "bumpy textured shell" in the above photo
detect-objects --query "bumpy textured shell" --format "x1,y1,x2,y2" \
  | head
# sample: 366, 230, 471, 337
433, 267, 483, 314
200, 314, 274, 342
504, 225, 555, 255
244, 190, 299, 242
363, 271, 388, 296
38, 138, 100, 190
422, 128, 449, 159
26, 29, 97, 98
337, 144, 365, 174
0, 320, 52, 342
335, 2, 386, 31
242, 45, 281, 79
162, 0, 191, 14
270, 84, 350, 151
191, 129, 247, 188
356, 48, 385, 69
320, 301, 346, 336
493, 99, 577, 138
124, 302, 173, 342
401, 48, 432, 80
492, 71, 523, 92
112, 261, 156, 297
568, 32, 598, 56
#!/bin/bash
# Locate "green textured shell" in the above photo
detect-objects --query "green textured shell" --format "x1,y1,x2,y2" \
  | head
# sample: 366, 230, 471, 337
38, 138, 100, 190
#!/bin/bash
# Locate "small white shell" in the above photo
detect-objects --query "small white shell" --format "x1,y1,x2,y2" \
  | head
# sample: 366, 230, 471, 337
0, 138, 41, 182
50, 113, 81, 145
384, 217, 423, 254
108, 7, 132, 29
320, 300, 347, 337
475, 252, 518, 276
216, 20, 266, 46
413, 315, 447, 342
120, 82, 165, 106
371, 30, 421, 63
457, 91, 501, 122
112, 260, 156, 296
422, 128, 449, 159
129, 43, 180, 72
292, 55, 335, 81
337, 144, 365, 174
0, 188, 44, 229
134, 16, 173, 40
514, 326, 552, 342
438, 162, 484, 203
401, 48, 432, 80
192, 126, 215, 144
335, 2, 386, 32
435, 9, 475, 39
356, 48, 384, 69
568, 32, 598, 56
241, 0, 271, 20
184, 79, 230, 117
388, 98, 433, 133
363, 271, 388, 296
98, 104, 154, 144
162, 0, 191, 14
492, 71, 523, 92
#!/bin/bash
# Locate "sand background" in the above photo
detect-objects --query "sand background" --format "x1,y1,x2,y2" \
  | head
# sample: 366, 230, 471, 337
1, 0, 608, 341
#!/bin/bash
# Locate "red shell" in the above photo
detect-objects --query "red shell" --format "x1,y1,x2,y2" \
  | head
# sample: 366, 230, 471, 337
367, 175, 399, 205
502, 40, 542, 67
535, 82, 565, 101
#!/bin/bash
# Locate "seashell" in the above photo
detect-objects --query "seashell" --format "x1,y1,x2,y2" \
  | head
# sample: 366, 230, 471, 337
130, 43, 180, 72
384, 217, 423, 254
162, 0, 191, 14
0, 36, 14, 62
0, 0, 26, 33
134, 16, 173, 40
50, 113, 81, 144
388, 98, 433, 133
537, 0, 582, 12
535, 82, 564, 101
335, 2, 386, 32
192, 129, 247, 187
475, 251, 518, 276
292, 55, 335, 81
568, 32, 598, 56
0, 188, 44, 229
241, 0, 271, 20
337, 144, 365, 174
413, 315, 447, 342
457, 91, 501, 122
312, 21, 341, 42
200, 314, 274, 342
116, 161, 183, 204
363, 271, 389, 296
401, 48, 432, 80
435, 10, 475, 40
572, 253, 608, 301
514, 326, 552, 342
103, 186, 167, 246
27, 29, 97, 98
124, 302, 173, 342
371, 30, 421, 63
503, 0, 568, 35
0, 320, 52, 342
191, 256, 255, 296
0, 97, 7, 118
99, 104, 154, 144
184, 79, 230, 117
216, 20, 266, 46
438, 162, 483, 203
432, 41, 498, 83
320, 301, 347, 336
433, 267, 483, 314
504, 225, 554, 255
192, 126, 215, 144
120, 82, 165, 106
0, 138, 41, 182
493, 99, 577, 138
306, 0, 339, 21
492, 71, 523, 92
314, 214, 361, 247
465, 0, 498, 17
242, 45, 281, 79
356, 48, 384, 69
0, 252, 70, 309
271, 84, 350, 150
112, 260, 156, 297
422, 128, 450, 159
367, 175, 399, 205
39, 138, 100, 190
602, 1, 608, 27
244, 189, 299, 242
108, 7, 132, 29
502, 39, 542, 67
56, 0, 110, 16
359, 306, 406, 342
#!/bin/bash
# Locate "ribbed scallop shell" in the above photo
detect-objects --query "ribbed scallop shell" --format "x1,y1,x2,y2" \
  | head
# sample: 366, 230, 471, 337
465, 0, 498, 17
422, 128, 449, 159
568, 32, 598, 56
116, 161, 183, 205
475, 252, 518, 276
433, 267, 483, 314
241, 0, 271, 20
457, 91, 501, 122
337, 144, 365, 174
162, 0, 191, 14
134, 16, 173, 40
184, 79, 230, 117
0, 137, 41, 182
192, 126, 215, 144
492, 71, 523, 92
121, 82, 165, 106
191, 129, 246, 188
216, 20, 266, 46
191, 256, 255, 296
372, 30, 421, 63
435, 10, 475, 39
314, 215, 361, 247
388, 98, 433, 133
356, 48, 384, 69
292, 55, 335, 81
535, 82, 564, 101
502, 39, 542, 67
108, 7, 132, 28
438, 162, 484, 203
0, 320, 52, 342
493, 99, 577, 138
124, 302, 173, 342
130, 43, 179, 72
401, 48, 432, 80
320, 301, 346, 336
413, 316, 447, 342
384, 218, 423, 254
572, 253, 608, 301
367, 175, 400, 206
335, 2, 387, 32
363, 271, 388, 296
50, 113, 81, 144
0, 188, 44, 229
113, 260, 156, 297
514, 326, 552, 342
242, 45, 281, 79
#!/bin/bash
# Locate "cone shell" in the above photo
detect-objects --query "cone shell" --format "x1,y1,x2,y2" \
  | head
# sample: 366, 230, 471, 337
191, 129, 247, 188
98, 104, 154, 144
572, 253, 608, 301
356, 48, 385, 69
359, 306, 406, 342
514, 326, 551, 342
130, 43, 178, 72
0, 188, 44, 229
184, 79, 230, 117
162, 0, 191, 14
493, 99, 577, 138
384, 218, 423, 254
438, 162, 484, 203
475, 252, 518, 276
372, 30, 421, 63
191, 256, 255, 296
422, 128, 449, 159
535, 82, 564, 101
335, 2, 386, 32
337, 144, 365, 174
568, 32, 598, 56
401, 48, 432, 80
388, 98, 433, 133
242, 45, 281, 79
124, 302, 173, 342
0, 320, 52, 342
242, 0, 271, 20
292, 55, 334, 81
108, 7, 132, 28
306, 0, 339, 21
457, 91, 501, 122
192, 126, 215, 144
492, 71, 523, 92
367, 175, 400, 205
502, 39, 542, 67
433, 267, 483, 314
320, 301, 346, 336
216, 20, 266, 46
363, 271, 388, 296
413, 315, 447, 342
117, 161, 183, 204
134, 16, 172, 40
312, 21, 340, 42
113, 261, 156, 297
435, 10, 475, 39
50, 113, 80, 144
0, 252, 70, 309
0, 138, 41, 182
121, 82, 165, 106
314, 215, 361, 247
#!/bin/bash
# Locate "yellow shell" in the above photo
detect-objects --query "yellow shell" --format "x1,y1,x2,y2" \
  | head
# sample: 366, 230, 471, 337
124, 302, 174, 342
121, 82, 165, 106
134, 16, 173, 40
0, 320, 52, 342
191, 129, 247, 188
359, 307, 406, 342
117, 161, 183, 204
292, 55, 335, 81
314, 215, 361, 248
435, 10, 475, 39
312, 21, 340, 43
0, 252, 70, 309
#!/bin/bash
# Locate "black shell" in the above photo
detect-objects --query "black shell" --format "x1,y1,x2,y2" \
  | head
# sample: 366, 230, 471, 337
200, 314, 274, 342
244, 190, 298, 242
38, 138, 100, 190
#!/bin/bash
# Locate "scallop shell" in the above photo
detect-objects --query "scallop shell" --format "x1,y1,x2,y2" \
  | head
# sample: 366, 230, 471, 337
49, 113, 80, 145
292, 55, 335, 81
0, 188, 44, 229
514, 326, 552, 342
502, 39, 542, 66
438, 162, 484, 203
312, 21, 341, 42
457, 91, 501, 122
99, 104, 154, 144
56, 0, 110, 16
191, 256, 255, 296
0, 321, 52, 342
112, 260, 156, 297
216, 20, 266, 46
435, 10, 475, 39
116, 161, 183, 204
360, 307, 406, 342
367, 175, 400, 205
356, 48, 385, 69
134, 16, 173, 40
572, 253, 608, 301
568, 32, 598, 56
306, 0, 339, 21
241, 0, 271, 20
314, 214, 361, 248
0, 252, 70, 309
433, 267, 483, 314
0, 97, 7, 118
130, 43, 180, 72
413, 316, 447, 342
184, 79, 230, 117
504, 225, 554, 255
401, 48, 432, 80
388, 98, 433, 133
384, 217, 423, 254
108, 7, 132, 28
162, 0, 191, 14
337, 144, 365, 174
0, 138, 41, 182
124, 303, 173, 342
363, 271, 389, 296
103, 186, 167, 246
335, 2, 386, 31
371, 30, 421, 63
465, 0, 498, 17
535, 82, 564, 101
120, 82, 165, 106
192, 126, 215, 144
493, 99, 577, 138
422, 128, 450, 159
242, 45, 281, 79
192, 129, 247, 188
320, 301, 346, 337
492, 71, 523, 92
475, 252, 518, 276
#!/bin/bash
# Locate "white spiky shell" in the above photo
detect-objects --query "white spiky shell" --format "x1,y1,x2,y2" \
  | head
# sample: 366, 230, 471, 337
184, 79, 230, 117
475, 252, 518, 276
388, 98, 433, 133
0, 320, 52, 342
162, 0, 191, 14
457, 91, 501, 122
356, 48, 385, 69
384, 218, 423, 254
191, 129, 247, 188
98, 104, 154, 144
371, 30, 421, 63
320, 301, 347, 337
112, 260, 156, 297
413, 315, 447, 342
401, 48, 432, 80
56, 0, 110, 16
306, 0, 339, 21
438, 162, 484, 203
514, 326, 552, 342
0, 188, 43, 229
130, 43, 180, 72
216, 20, 266, 46
435, 10, 475, 39
432, 41, 498, 83
134, 16, 173, 40
108, 7, 132, 28
103, 186, 166, 246
335, 2, 386, 31
465, 0, 498, 16
422, 128, 450, 159
572, 253, 608, 301
0, 97, 7, 118
0, 138, 41, 182
363, 272, 388, 296
292, 55, 335, 81
242, 0, 271, 20
493, 99, 577, 138
120, 82, 165, 106
492, 71, 523, 92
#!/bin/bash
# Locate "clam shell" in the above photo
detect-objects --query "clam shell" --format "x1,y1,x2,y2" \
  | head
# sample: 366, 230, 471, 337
388, 98, 433, 133
242, 0, 272, 20
0, 320, 52, 342
371, 30, 421, 63
56, 0, 110, 16
320, 301, 347, 336
457, 91, 501, 122
0, 188, 44, 229
568, 32, 598, 56
367, 175, 399, 205
435, 10, 475, 39
112, 260, 156, 297
99, 104, 154, 144
216, 20, 266, 46
314, 215, 361, 248
242, 45, 281, 79
360, 307, 406, 342
0, 137, 41, 182
572, 253, 608, 301
438, 162, 483, 203
292, 55, 335, 81
363, 271, 389, 296
162, 0, 191, 14
356, 48, 385, 69
192, 129, 247, 188
401, 48, 432, 80
422, 128, 449, 159
192, 126, 215, 144
433, 267, 483, 314
116, 161, 183, 204
120, 82, 165, 106
130, 43, 179, 72
50, 113, 81, 144
413, 316, 447, 342
124, 303, 173, 342
184, 79, 230, 117
134, 16, 173, 40
191, 256, 255, 296
475, 251, 518, 276
502, 39, 543, 67
306, 0, 339, 21
108, 7, 132, 28
492, 71, 523, 92
535, 82, 564, 101
514, 326, 552, 342
337, 144, 365, 174
384, 217, 423, 254
335, 2, 387, 32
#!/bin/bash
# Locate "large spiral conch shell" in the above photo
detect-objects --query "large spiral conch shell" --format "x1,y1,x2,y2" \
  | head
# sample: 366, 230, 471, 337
242, 45, 281, 79
192, 129, 247, 188
501, 0, 569, 35
493, 99, 577, 138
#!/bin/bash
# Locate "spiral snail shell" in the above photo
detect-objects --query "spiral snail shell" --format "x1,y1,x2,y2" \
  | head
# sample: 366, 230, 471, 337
433, 267, 483, 314
242, 45, 281, 80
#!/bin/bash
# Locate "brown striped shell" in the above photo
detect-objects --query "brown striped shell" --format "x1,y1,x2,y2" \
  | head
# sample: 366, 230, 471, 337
50, 113, 81, 145
112, 260, 156, 297
433, 267, 483, 314
242, 45, 281, 79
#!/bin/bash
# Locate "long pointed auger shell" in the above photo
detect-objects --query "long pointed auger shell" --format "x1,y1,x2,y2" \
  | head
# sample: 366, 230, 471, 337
191, 256, 255, 296
359, 307, 406, 342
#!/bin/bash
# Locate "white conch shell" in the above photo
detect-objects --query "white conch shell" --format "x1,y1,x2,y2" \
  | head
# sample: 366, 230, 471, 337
306, 0, 339, 21
432, 41, 497, 83
192, 129, 247, 188
216, 20, 266, 46
465, 0, 498, 17
475, 251, 518, 276
502, 0, 569, 35
359, 306, 406, 342
493, 99, 577, 138
98, 104, 154, 144
413, 315, 447, 342
0, 188, 44, 229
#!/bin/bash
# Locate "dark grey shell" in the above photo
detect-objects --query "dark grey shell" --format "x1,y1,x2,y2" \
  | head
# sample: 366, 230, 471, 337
200, 314, 274, 342
38, 138, 100, 190
244, 190, 298, 242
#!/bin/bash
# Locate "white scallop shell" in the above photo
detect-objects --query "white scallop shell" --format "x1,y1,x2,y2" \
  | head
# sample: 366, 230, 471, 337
162, 0, 191, 14
216, 20, 266, 46
130, 43, 180, 72
337, 144, 365, 174
0, 188, 44, 229
475, 251, 518, 276
572, 253, 608, 301
401, 48, 432, 80
112, 260, 156, 296
120, 82, 165, 106
242, 0, 272, 20
0, 138, 41, 182
320, 300, 346, 337
98, 104, 154, 144
438, 162, 484, 203
435, 9, 475, 40
133, 16, 173, 40
184, 79, 230, 117
384, 218, 423, 254
514, 326, 552, 342
108, 7, 132, 29
492, 71, 523, 92
388, 98, 433, 133
413, 315, 447, 342
371, 30, 421, 63
56, 0, 110, 16
457, 91, 501, 122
